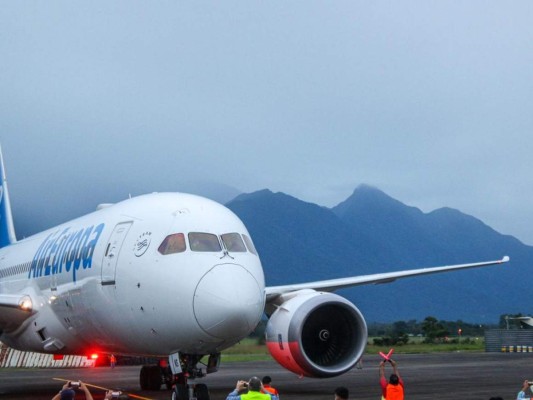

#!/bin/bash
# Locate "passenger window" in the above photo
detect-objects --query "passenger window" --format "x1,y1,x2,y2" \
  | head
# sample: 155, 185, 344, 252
189, 232, 222, 252
158, 233, 186, 255
243, 234, 258, 255
221, 233, 247, 253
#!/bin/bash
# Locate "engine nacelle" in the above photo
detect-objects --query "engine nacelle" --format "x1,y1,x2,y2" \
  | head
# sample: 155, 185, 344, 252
265, 291, 367, 378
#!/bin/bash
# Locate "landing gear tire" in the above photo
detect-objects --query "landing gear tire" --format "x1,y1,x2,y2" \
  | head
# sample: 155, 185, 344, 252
140, 366, 150, 390
195, 383, 210, 400
171, 383, 210, 400
172, 384, 188, 400
150, 365, 162, 390
139, 365, 162, 391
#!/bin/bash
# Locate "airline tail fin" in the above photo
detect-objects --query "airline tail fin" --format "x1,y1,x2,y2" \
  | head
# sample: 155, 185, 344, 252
0, 146, 17, 248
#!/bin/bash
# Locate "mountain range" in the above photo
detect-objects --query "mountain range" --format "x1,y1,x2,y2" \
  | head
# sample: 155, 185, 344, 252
227, 185, 532, 323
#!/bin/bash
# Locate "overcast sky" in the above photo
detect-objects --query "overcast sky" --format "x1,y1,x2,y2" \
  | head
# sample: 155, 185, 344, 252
1, 2, 533, 245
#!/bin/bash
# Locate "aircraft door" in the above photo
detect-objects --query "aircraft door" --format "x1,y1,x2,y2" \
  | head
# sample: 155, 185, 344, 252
101, 221, 133, 285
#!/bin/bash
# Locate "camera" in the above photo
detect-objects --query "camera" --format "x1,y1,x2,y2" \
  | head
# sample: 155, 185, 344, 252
528, 381, 533, 386
68, 381, 81, 388
111, 390, 122, 398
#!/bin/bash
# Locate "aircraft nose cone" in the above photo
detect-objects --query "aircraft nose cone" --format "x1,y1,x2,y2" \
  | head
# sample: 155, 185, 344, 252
193, 264, 264, 340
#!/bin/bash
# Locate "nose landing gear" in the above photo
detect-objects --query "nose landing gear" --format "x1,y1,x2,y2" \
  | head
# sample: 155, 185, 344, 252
139, 353, 219, 400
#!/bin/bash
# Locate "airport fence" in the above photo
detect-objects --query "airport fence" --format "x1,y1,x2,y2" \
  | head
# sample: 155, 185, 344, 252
485, 329, 533, 352
0, 342, 95, 368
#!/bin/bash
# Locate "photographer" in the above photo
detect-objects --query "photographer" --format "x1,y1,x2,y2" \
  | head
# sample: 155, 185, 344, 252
226, 376, 279, 400
517, 380, 533, 399
51, 381, 94, 400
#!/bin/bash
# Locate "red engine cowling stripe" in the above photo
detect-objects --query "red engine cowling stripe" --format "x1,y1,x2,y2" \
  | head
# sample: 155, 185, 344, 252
266, 340, 307, 376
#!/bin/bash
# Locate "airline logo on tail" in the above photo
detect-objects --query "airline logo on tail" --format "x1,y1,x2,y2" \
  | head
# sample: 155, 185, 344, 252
0, 146, 16, 248
0, 185, 5, 245
0, 186, 7, 248
0, 173, 11, 248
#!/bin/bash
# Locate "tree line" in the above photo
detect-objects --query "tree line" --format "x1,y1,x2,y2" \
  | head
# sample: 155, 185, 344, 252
368, 315, 525, 345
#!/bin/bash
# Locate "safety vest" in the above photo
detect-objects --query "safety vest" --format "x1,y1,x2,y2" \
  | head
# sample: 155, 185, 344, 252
264, 386, 279, 396
241, 391, 272, 400
385, 383, 404, 400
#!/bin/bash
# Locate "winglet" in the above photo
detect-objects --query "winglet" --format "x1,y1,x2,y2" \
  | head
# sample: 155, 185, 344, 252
0, 145, 17, 248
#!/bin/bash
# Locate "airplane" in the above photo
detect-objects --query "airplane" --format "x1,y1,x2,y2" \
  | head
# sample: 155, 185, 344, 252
505, 316, 533, 329
0, 147, 509, 400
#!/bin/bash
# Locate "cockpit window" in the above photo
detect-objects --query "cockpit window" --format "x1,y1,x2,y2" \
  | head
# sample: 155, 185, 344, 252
158, 233, 187, 255
221, 233, 247, 252
189, 232, 222, 252
243, 234, 258, 255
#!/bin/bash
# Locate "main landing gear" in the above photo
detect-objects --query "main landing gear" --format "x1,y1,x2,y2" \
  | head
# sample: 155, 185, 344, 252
139, 353, 220, 400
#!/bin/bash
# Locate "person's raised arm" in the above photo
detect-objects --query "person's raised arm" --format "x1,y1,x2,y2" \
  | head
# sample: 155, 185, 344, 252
226, 380, 247, 400
390, 360, 401, 380
79, 382, 94, 400
517, 380, 530, 400
52, 383, 70, 400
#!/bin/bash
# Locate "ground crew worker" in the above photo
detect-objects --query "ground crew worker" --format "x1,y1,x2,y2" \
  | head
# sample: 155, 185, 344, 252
262, 376, 279, 397
379, 359, 404, 400
226, 376, 279, 400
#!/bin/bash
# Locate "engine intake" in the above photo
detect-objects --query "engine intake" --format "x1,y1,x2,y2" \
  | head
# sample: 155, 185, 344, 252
265, 291, 367, 378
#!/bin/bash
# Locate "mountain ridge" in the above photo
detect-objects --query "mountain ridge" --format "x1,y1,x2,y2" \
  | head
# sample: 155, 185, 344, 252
226, 185, 531, 323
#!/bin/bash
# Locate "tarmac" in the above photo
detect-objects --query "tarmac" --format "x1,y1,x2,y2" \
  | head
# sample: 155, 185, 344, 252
0, 352, 530, 400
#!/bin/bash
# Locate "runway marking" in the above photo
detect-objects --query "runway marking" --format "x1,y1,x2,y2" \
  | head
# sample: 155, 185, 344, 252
53, 378, 155, 400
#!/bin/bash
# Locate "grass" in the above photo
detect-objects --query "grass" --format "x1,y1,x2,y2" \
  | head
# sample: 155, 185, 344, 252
220, 336, 485, 362
366, 337, 485, 354
221, 338, 271, 362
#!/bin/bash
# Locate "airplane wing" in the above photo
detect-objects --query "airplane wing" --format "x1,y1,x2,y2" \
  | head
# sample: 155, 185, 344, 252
507, 316, 533, 326
0, 293, 34, 333
265, 256, 509, 302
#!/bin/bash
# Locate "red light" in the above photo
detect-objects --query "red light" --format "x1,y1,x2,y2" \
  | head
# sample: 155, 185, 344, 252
90, 353, 99, 360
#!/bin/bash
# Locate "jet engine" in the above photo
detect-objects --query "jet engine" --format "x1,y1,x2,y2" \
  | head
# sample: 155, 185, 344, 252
265, 290, 367, 378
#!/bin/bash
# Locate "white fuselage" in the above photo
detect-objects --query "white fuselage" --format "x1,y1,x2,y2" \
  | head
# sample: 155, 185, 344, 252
0, 193, 266, 357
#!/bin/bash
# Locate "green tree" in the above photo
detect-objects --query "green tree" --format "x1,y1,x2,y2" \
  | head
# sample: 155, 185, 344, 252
422, 316, 449, 343
372, 320, 409, 346
391, 321, 409, 345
